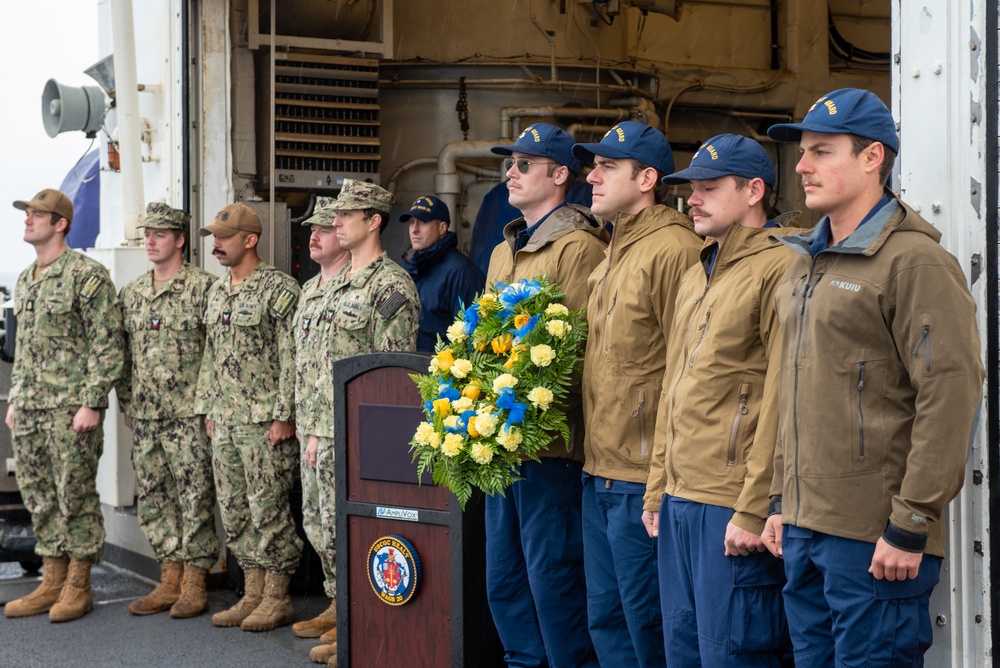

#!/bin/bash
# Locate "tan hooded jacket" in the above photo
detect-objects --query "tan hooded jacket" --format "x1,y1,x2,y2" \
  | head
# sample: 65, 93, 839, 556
769, 195, 983, 557
582, 205, 701, 483
486, 203, 610, 460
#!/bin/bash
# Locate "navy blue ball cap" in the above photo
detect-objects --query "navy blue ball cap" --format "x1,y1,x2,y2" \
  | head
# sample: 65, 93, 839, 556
491, 123, 580, 174
663, 134, 776, 186
399, 195, 451, 224
572, 121, 675, 175
767, 88, 899, 153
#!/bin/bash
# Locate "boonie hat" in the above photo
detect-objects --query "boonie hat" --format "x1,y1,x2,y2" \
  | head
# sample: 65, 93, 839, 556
327, 179, 395, 214
140, 202, 191, 230
399, 195, 451, 225
767, 88, 899, 153
198, 203, 263, 238
663, 134, 776, 187
491, 123, 580, 174
572, 121, 675, 175
13, 188, 74, 223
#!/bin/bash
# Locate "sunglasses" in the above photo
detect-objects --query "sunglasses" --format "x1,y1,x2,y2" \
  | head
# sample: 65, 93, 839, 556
502, 157, 559, 174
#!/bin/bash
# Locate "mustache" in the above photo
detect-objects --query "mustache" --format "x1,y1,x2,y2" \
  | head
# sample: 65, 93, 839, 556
212, 248, 226, 257
689, 208, 709, 218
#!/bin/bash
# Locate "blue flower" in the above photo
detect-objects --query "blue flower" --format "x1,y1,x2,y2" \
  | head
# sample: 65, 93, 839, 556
462, 303, 480, 335
509, 315, 539, 339
496, 387, 527, 430
500, 279, 542, 309
437, 379, 461, 402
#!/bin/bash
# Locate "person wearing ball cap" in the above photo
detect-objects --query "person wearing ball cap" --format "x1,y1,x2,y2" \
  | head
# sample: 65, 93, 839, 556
573, 120, 700, 667
3, 189, 123, 623
195, 201, 304, 633
484, 122, 608, 668
645, 133, 800, 666
761, 89, 984, 665
399, 195, 484, 352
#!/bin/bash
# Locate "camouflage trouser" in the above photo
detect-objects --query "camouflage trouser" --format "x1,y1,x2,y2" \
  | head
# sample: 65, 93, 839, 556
212, 422, 302, 575
130, 416, 220, 569
301, 435, 336, 597
12, 407, 105, 563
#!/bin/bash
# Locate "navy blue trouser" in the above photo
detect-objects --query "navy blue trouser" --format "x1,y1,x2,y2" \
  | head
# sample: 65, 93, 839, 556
781, 525, 942, 667
582, 475, 665, 667
485, 459, 598, 668
659, 495, 789, 667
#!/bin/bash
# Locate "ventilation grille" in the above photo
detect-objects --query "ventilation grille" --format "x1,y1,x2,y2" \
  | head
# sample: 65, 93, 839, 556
259, 53, 380, 191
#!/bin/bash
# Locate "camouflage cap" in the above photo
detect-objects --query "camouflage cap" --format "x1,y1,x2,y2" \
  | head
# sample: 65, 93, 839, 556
140, 202, 191, 230
327, 179, 395, 214
302, 205, 336, 227
13, 188, 74, 223
198, 203, 263, 238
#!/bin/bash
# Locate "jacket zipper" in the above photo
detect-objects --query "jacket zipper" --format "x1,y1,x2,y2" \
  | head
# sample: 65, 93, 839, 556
688, 307, 713, 367
727, 382, 750, 466
911, 324, 931, 372
631, 390, 648, 457
856, 362, 866, 461
666, 284, 710, 483
791, 262, 817, 525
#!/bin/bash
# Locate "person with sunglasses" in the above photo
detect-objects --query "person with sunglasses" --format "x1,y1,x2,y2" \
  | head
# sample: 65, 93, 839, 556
484, 123, 608, 667
572, 121, 700, 667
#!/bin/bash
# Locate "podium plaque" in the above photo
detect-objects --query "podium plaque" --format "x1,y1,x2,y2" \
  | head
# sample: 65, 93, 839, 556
333, 353, 502, 667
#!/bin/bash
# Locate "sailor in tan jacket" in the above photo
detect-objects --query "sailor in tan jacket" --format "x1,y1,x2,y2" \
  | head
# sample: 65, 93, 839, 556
762, 88, 984, 665
484, 123, 606, 667
643, 134, 797, 666
574, 121, 700, 667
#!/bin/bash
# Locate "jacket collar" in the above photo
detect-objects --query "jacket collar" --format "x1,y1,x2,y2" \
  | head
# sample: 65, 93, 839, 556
501, 203, 607, 254
402, 232, 458, 276
610, 205, 694, 254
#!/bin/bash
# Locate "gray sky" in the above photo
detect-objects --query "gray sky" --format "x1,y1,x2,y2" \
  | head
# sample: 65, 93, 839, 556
0, 2, 99, 288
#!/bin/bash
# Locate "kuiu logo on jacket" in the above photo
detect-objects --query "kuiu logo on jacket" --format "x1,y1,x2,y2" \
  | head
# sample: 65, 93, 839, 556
829, 279, 861, 293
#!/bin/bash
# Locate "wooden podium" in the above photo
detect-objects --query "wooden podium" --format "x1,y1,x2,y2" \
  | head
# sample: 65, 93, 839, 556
333, 353, 502, 668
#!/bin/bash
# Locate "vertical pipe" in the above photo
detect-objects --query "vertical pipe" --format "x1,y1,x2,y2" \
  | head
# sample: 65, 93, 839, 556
109, 0, 144, 244
985, 0, 999, 656
269, 0, 276, 264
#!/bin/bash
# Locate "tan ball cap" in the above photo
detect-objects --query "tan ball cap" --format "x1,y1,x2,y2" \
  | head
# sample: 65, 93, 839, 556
198, 203, 263, 238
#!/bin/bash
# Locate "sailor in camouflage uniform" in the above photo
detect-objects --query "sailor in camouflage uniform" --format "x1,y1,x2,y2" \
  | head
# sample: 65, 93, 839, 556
305, 180, 420, 665
194, 203, 303, 632
117, 202, 220, 619
289, 204, 351, 648
3, 189, 124, 623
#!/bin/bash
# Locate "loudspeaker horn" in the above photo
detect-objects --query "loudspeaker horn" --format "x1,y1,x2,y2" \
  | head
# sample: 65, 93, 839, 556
41, 79, 106, 138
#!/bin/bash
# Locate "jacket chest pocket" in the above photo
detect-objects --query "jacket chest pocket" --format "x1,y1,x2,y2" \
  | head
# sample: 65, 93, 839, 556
334, 306, 370, 336
851, 358, 887, 472
37, 296, 76, 338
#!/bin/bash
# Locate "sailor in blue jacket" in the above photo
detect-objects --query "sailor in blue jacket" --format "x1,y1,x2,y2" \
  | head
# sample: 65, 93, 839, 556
399, 195, 485, 351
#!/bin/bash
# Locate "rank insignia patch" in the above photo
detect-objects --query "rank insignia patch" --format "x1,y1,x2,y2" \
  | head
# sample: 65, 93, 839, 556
222, 311, 231, 325
150, 318, 161, 331
272, 287, 297, 318
367, 535, 422, 606
81, 275, 104, 301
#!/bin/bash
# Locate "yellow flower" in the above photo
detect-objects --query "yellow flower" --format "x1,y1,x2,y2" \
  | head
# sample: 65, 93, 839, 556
443, 415, 460, 430
504, 348, 519, 369
527, 386, 554, 411
414, 421, 437, 446
491, 333, 513, 355
479, 294, 496, 310
513, 313, 531, 329
496, 426, 523, 451
546, 320, 571, 339
545, 303, 569, 316
472, 411, 498, 437
442, 433, 463, 457
428, 358, 441, 373
452, 396, 474, 413
436, 349, 455, 372
451, 358, 473, 379
467, 415, 482, 437
478, 403, 497, 414
474, 338, 488, 352
530, 344, 556, 367
462, 383, 482, 400
427, 431, 441, 449
433, 398, 451, 416
471, 442, 494, 465
447, 321, 468, 343
493, 374, 518, 393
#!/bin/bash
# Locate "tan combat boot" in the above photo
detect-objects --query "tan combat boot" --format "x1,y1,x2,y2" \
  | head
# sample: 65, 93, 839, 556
170, 563, 209, 618
4, 556, 68, 618
310, 640, 337, 665
240, 571, 294, 632
127, 561, 182, 615
319, 626, 338, 645
49, 558, 94, 622
211, 568, 264, 627
292, 598, 336, 638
